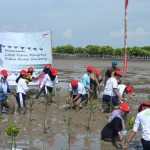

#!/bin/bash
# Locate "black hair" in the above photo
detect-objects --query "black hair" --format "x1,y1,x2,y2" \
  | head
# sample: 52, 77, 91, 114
42, 68, 50, 74
16, 74, 24, 83
47, 69, 56, 81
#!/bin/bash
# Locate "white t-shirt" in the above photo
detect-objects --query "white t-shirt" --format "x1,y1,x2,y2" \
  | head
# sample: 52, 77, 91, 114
133, 108, 150, 141
118, 84, 126, 97
16, 78, 29, 94
69, 82, 86, 96
40, 74, 58, 89
103, 77, 118, 96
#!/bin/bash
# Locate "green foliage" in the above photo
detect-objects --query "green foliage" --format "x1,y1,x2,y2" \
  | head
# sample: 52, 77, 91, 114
88, 99, 97, 109
52, 44, 150, 56
6, 124, 20, 137
55, 86, 61, 92
100, 46, 114, 55
85, 45, 100, 54
126, 117, 136, 131
114, 48, 123, 56
63, 115, 71, 126
30, 97, 36, 107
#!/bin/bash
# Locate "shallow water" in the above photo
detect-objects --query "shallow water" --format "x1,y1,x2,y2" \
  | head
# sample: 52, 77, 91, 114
0, 58, 150, 150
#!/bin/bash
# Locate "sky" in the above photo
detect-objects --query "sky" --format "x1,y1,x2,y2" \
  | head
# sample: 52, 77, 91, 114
0, 0, 150, 48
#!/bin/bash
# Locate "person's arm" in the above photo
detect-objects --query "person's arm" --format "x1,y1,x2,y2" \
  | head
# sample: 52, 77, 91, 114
114, 88, 124, 101
123, 130, 136, 150
72, 93, 81, 102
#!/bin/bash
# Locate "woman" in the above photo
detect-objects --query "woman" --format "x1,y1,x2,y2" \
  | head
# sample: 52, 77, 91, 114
40, 67, 58, 104
16, 70, 29, 114
101, 102, 130, 142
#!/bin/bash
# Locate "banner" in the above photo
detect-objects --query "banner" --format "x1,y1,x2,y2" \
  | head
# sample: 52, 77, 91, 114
0, 31, 52, 85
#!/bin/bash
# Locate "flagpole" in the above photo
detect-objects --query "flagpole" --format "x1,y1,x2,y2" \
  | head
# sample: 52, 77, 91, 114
123, 0, 128, 75
50, 30, 53, 65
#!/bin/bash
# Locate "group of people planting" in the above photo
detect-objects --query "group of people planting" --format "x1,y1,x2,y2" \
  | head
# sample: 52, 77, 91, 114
0, 64, 58, 115
0, 61, 150, 150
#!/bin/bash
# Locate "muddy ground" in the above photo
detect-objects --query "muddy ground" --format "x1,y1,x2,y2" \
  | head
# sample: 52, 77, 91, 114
0, 58, 150, 150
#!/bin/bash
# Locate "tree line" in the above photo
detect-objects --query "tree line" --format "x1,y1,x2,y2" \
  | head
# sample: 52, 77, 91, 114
52, 45, 150, 56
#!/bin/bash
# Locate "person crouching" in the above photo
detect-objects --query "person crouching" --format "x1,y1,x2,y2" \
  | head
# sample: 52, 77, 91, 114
69, 80, 87, 111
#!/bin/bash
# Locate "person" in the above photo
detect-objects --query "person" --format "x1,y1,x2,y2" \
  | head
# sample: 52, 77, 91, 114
34, 64, 51, 91
101, 102, 130, 142
25, 67, 35, 85
39, 67, 58, 104
69, 80, 86, 111
16, 70, 30, 114
81, 65, 93, 101
102, 70, 124, 113
104, 61, 120, 86
90, 68, 103, 99
0, 70, 15, 118
124, 102, 150, 150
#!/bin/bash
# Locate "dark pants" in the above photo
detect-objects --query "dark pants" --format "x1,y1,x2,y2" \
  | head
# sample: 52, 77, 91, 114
141, 138, 150, 150
16, 93, 26, 108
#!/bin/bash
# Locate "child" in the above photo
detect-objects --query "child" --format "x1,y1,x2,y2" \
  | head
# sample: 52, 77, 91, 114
16, 70, 29, 114
39, 67, 58, 104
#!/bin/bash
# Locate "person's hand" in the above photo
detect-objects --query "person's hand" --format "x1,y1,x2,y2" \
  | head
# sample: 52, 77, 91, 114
123, 143, 129, 150
89, 89, 93, 93
118, 131, 124, 142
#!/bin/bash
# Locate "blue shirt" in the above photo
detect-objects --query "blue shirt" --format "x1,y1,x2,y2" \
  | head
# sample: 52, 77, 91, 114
81, 73, 90, 94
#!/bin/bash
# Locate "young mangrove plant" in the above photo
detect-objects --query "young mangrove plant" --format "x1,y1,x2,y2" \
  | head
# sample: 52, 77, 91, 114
5, 124, 20, 149
44, 92, 52, 134
87, 99, 97, 132
63, 115, 71, 150
55, 86, 61, 92
29, 96, 36, 122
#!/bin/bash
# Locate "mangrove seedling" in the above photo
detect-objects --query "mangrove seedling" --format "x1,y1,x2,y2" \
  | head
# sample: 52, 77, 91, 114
44, 93, 52, 134
87, 99, 97, 132
29, 96, 36, 122
63, 115, 71, 150
5, 124, 20, 149
55, 86, 61, 92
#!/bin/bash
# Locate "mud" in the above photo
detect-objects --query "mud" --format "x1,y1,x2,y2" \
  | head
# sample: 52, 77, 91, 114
0, 58, 150, 150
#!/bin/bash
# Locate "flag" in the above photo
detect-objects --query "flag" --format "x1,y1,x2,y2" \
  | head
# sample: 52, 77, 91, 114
125, 0, 128, 9
41, 33, 48, 37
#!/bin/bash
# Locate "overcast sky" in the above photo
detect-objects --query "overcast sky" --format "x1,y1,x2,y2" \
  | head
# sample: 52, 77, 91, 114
0, 0, 150, 48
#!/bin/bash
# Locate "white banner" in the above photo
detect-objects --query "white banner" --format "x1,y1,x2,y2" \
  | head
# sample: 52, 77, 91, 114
0, 31, 52, 85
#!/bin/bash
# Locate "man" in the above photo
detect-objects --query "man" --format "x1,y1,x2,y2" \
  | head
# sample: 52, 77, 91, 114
69, 80, 86, 111
124, 102, 150, 150
102, 70, 124, 113
104, 61, 120, 86
0, 70, 15, 118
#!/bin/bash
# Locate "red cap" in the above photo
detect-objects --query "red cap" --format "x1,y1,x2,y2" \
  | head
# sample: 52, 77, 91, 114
20, 70, 28, 76
71, 80, 78, 88
94, 69, 100, 76
28, 67, 35, 72
45, 64, 51, 69
51, 67, 58, 76
114, 70, 122, 77
138, 102, 150, 112
87, 65, 94, 72
125, 85, 133, 95
119, 102, 130, 112
1, 69, 8, 76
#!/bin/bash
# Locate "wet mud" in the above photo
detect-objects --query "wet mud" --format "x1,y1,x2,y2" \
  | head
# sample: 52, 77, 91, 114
0, 58, 150, 150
